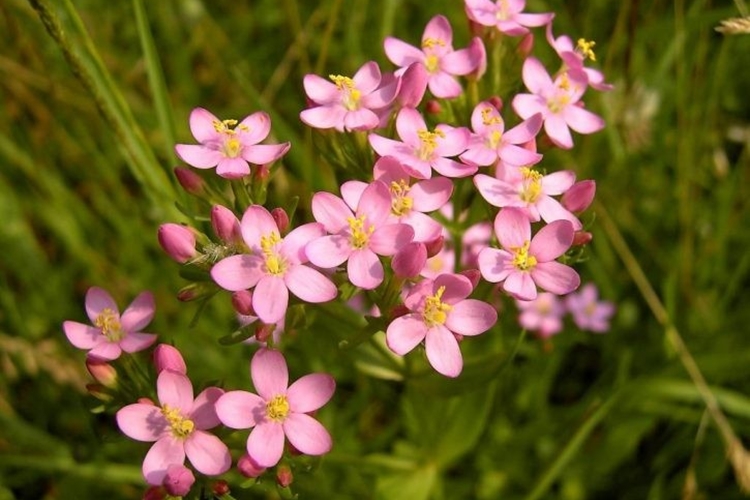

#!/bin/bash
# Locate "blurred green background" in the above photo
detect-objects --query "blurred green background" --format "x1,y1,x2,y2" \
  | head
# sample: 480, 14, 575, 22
2, 0, 750, 498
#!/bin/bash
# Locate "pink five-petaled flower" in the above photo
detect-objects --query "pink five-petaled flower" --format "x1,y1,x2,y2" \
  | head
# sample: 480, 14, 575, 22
175, 107, 290, 179
300, 61, 398, 132
464, 0, 554, 37
516, 293, 566, 338
474, 164, 582, 229
478, 208, 580, 301
116, 370, 231, 485
369, 108, 470, 179
210, 205, 337, 324
307, 180, 415, 290
512, 57, 604, 149
215, 348, 335, 468
565, 283, 616, 333
460, 101, 543, 169
386, 273, 497, 377
384, 15, 484, 99
63, 287, 157, 361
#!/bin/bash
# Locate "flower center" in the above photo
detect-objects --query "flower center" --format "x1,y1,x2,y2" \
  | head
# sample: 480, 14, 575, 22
330, 74, 361, 111
495, 0, 510, 20
488, 130, 503, 150
511, 241, 537, 271
347, 215, 374, 250
94, 308, 124, 342
224, 137, 242, 158
266, 394, 290, 422
389, 180, 413, 217
576, 38, 597, 61
260, 231, 287, 276
547, 74, 573, 113
416, 129, 445, 161
213, 119, 249, 158
519, 167, 543, 203
423, 286, 452, 327
161, 404, 195, 439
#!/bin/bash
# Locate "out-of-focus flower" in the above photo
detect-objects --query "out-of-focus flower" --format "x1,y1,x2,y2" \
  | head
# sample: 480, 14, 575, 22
565, 283, 615, 333
516, 293, 565, 338
465, 0, 554, 36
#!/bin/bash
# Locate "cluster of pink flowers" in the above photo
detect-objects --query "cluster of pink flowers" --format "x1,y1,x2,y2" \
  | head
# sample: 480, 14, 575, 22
63, 1, 616, 496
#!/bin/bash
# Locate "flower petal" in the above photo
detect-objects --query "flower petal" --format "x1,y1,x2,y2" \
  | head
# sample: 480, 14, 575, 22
495, 208, 531, 249
85, 287, 118, 323
348, 249, 384, 290
88, 342, 122, 361
242, 143, 291, 165
253, 276, 289, 324
282, 222, 326, 264
119, 333, 157, 353
241, 205, 279, 250
247, 422, 285, 468
188, 107, 221, 143
285, 265, 338, 303
120, 291, 155, 332
531, 262, 580, 295
530, 219, 574, 261
116, 403, 166, 442
211, 254, 264, 292
251, 348, 289, 400
157, 370, 194, 413
184, 430, 231, 476
424, 325, 462, 377
62, 321, 101, 349
143, 437, 185, 485
384, 37, 424, 67
215, 390, 265, 429
216, 157, 251, 178
283, 413, 332, 456
238, 111, 272, 145
370, 223, 414, 256
287, 374, 336, 413
311, 192, 352, 233
386, 314, 427, 355
504, 271, 537, 301
174, 144, 223, 169
445, 299, 497, 336
190, 387, 224, 430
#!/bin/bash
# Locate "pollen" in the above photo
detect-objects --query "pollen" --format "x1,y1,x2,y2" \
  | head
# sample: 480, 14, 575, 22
390, 180, 413, 216
94, 308, 124, 342
423, 286, 453, 327
213, 118, 239, 134
347, 215, 374, 249
421, 38, 445, 49
260, 232, 286, 276
161, 404, 195, 439
519, 167, 543, 203
266, 394, 290, 422
330, 74, 361, 110
511, 241, 537, 271
416, 129, 445, 160
576, 38, 597, 61
481, 107, 503, 126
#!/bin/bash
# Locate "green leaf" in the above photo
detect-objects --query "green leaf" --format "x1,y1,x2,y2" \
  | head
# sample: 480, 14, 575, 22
376, 464, 438, 500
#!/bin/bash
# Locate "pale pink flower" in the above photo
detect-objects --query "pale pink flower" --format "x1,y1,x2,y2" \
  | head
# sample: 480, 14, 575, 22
215, 348, 335, 468
565, 283, 615, 333
477, 208, 580, 300
300, 61, 399, 132
422, 244, 456, 279
384, 15, 484, 99
386, 273, 497, 377
459, 101, 543, 169
63, 287, 157, 361
116, 370, 231, 485
474, 165, 582, 229
369, 108, 470, 179
211, 205, 337, 324
465, 0, 554, 36
175, 107, 290, 179
516, 293, 565, 338
512, 57, 604, 149
307, 180, 414, 290
545, 24, 613, 91
461, 221, 493, 268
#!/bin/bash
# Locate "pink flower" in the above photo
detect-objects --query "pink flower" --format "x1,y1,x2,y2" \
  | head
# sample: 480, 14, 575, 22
211, 205, 337, 324
175, 107, 290, 179
512, 57, 604, 149
465, 0, 554, 36
565, 283, 615, 333
215, 348, 335, 468
477, 208, 580, 300
162, 464, 195, 497
369, 108, 470, 179
62, 287, 157, 361
386, 273, 497, 377
545, 24, 613, 91
116, 370, 231, 485
516, 293, 565, 338
474, 165, 582, 229
300, 61, 398, 132
307, 180, 414, 289
459, 101, 543, 169
384, 15, 484, 99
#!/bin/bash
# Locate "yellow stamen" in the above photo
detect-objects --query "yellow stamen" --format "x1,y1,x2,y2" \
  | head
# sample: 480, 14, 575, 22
260, 232, 286, 275
424, 54, 440, 74
481, 107, 503, 126
416, 129, 445, 160
576, 38, 597, 61
161, 404, 195, 439
224, 137, 242, 158
423, 286, 453, 327
329, 74, 361, 110
348, 215, 374, 249
421, 38, 445, 49
390, 180, 413, 216
519, 167, 543, 203
511, 241, 537, 271
94, 308, 123, 342
488, 130, 503, 150
266, 394, 290, 422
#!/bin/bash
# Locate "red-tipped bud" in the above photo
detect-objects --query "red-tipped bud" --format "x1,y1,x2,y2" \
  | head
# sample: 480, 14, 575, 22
466, 37, 487, 81
453, 332, 465, 343
518, 32, 535, 57
255, 323, 275, 343
237, 454, 267, 478
271, 208, 290, 234
276, 465, 293, 488
163, 464, 195, 497
459, 269, 482, 289
153, 344, 187, 375
392, 242, 427, 278
232, 290, 255, 316
212, 480, 230, 496
211, 205, 242, 244
424, 235, 445, 258
142, 485, 167, 500
562, 180, 596, 214
254, 164, 270, 182
572, 231, 593, 246
397, 62, 428, 108
158, 223, 197, 263
85, 359, 117, 388
487, 96, 503, 111
174, 167, 205, 195
425, 100, 442, 115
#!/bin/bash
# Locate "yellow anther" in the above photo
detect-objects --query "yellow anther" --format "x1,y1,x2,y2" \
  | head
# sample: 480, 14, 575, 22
94, 308, 123, 342
213, 119, 239, 134
266, 394, 290, 422
423, 286, 453, 327
260, 232, 286, 275
576, 38, 597, 61
347, 215, 373, 249
329, 74, 361, 110
390, 180, 413, 216
511, 241, 537, 271
260, 232, 281, 255
519, 167, 543, 203
558, 73, 571, 91
547, 93, 571, 113
329, 74, 355, 89
481, 107, 503, 126
161, 404, 195, 439
421, 38, 445, 49
416, 129, 445, 160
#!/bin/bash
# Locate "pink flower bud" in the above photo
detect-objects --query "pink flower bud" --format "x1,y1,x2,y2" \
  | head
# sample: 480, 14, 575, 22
157, 224, 196, 263
212, 480, 230, 496
518, 32, 535, 57
561, 180, 596, 214
389, 304, 410, 321
459, 269, 482, 289
426, 100, 442, 115
163, 464, 194, 496
254, 164, 270, 182
397, 62, 428, 108
392, 242, 427, 278
572, 231, 593, 246
424, 235, 445, 258
270, 208, 290, 234
238, 454, 266, 478
174, 167, 205, 195
85, 358, 117, 388
276, 464, 293, 488
142, 485, 167, 500
487, 96, 503, 111
153, 344, 187, 375
211, 205, 242, 243
232, 290, 255, 316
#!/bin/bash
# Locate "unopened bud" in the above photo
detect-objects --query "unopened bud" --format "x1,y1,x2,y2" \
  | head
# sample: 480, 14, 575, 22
453, 332, 465, 342
211, 205, 242, 244
271, 208, 290, 234
86, 358, 117, 388
163, 464, 195, 497
276, 464, 293, 488
389, 304, 410, 321
174, 167, 205, 196
212, 479, 230, 496
177, 282, 214, 302
138, 397, 156, 406
425, 100, 442, 115
561, 180, 596, 214
392, 242, 427, 279
424, 235, 445, 258
572, 231, 593, 246
158, 224, 197, 263
237, 454, 267, 478
232, 290, 255, 316
487, 96, 503, 111
153, 344, 187, 375
254, 164, 270, 182
459, 269, 482, 289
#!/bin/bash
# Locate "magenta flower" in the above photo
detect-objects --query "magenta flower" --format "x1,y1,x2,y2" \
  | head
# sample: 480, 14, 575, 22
175, 107, 290, 179
158, 223, 197, 263
116, 370, 231, 485
62, 287, 157, 361
545, 24, 613, 91
386, 273, 497, 377
565, 283, 615, 333
459, 101, 543, 169
211, 205, 338, 324
215, 348, 335, 468
307, 180, 414, 289
512, 57, 604, 149
465, 0, 554, 36
474, 165, 582, 229
300, 61, 399, 132
477, 208, 580, 300
516, 293, 566, 338
369, 108, 470, 179
384, 15, 484, 99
